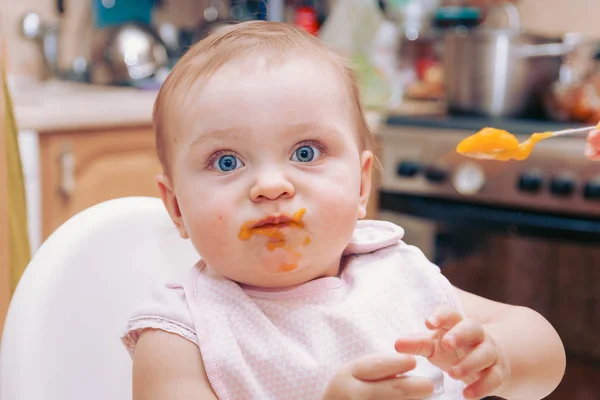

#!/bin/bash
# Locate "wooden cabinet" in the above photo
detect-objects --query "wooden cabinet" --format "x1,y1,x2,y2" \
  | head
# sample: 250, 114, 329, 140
39, 125, 162, 239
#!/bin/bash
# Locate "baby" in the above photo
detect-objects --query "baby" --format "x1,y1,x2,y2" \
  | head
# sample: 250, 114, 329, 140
122, 21, 565, 400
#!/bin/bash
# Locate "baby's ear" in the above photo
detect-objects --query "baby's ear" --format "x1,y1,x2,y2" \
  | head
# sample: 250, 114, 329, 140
358, 151, 374, 219
155, 174, 189, 239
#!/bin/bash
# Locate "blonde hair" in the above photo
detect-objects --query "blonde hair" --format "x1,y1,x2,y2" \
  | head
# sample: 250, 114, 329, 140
153, 21, 375, 175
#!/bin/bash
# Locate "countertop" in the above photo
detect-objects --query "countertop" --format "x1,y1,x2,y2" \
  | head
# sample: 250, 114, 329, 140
386, 114, 586, 134
11, 80, 157, 132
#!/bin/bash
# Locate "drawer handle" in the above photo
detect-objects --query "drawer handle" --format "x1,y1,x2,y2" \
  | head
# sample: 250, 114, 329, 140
59, 144, 75, 198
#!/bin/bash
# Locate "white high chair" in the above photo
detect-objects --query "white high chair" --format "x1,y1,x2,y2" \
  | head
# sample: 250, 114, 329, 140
0, 197, 198, 400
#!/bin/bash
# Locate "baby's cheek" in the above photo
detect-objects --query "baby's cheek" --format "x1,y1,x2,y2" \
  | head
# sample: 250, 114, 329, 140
312, 189, 358, 243
321, 186, 360, 218
189, 208, 232, 253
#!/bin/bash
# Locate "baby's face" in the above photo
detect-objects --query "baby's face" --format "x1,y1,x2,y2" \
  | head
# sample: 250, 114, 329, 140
159, 56, 372, 287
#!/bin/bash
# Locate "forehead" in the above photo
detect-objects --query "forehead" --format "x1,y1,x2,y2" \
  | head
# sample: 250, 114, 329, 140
171, 56, 355, 135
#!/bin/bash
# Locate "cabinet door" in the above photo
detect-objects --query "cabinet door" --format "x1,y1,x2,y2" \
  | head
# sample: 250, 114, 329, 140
40, 126, 162, 239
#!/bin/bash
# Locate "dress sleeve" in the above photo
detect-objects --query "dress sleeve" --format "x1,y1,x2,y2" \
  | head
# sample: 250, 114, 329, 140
121, 281, 197, 357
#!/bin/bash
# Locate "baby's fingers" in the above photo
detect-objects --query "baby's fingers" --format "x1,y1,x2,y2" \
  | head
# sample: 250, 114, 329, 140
449, 340, 496, 382
586, 130, 600, 160
351, 353, 416, 381
589, 129, 600, 147
394, 334, 436, 358
426, 306, 463, 331
442, 319, 485, 351
463, 364, 508, 400
359, 376, 435, 399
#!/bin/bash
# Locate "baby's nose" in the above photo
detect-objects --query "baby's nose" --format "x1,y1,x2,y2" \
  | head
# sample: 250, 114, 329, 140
250, 170, 295, 202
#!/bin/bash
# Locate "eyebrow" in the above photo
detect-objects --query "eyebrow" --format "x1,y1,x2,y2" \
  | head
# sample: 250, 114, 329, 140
188, 128, 251, 151
188, 123, 342, 151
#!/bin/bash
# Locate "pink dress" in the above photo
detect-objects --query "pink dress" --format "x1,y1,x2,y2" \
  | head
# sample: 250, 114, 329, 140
123, 220, 466, 399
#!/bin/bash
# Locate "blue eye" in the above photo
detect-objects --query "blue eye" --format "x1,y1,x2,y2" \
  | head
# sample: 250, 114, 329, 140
213, 155, 242, 172
292, 145, 321, 163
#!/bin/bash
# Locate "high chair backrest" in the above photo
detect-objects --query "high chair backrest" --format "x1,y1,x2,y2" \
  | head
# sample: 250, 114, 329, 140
0, 197, 198, 400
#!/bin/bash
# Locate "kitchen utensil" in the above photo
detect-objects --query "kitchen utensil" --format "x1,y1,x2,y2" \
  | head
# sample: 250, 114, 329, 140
443, 2, 575, 118
547, 125, 597, 137
457, 125, 596, 161
20, 11, 61, 80
89, 23, 169, 86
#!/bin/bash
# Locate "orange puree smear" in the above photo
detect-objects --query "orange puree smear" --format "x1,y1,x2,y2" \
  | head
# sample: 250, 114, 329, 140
281, 263, 299, 272
238, 208, 306, 241
238, 208, 310, 272
456, 127, 553, 161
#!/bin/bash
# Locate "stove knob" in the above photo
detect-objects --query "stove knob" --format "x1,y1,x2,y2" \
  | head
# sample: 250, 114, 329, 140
550, 174, 576, 197
453, 162, 485, 195
517, 170, 543, 193
397, 160, 421, 178
584, 177, 600, 200
424, 165, 449, 184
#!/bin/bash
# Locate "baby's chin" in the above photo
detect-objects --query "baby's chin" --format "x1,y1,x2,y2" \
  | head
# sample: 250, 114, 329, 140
231, 257, 334, 289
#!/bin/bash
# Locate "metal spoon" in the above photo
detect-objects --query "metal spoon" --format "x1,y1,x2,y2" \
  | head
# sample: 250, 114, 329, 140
548, 125, 597, 137
461, 125, 597, 161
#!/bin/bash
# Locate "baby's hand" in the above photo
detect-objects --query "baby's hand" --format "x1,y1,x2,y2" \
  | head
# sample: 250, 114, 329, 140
586, 129, 600, 160
321, 353, 435, 400
394, 307, 511, 400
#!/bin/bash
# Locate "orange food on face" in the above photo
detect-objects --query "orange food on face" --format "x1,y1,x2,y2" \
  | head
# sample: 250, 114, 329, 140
238, 208, 306, 241
456, 127, 553, 161
238, 208, 309, 272
281, 263, 298, 272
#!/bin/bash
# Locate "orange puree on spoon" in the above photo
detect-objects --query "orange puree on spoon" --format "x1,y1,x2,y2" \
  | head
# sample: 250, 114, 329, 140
456, 127, 553, 161
238, 208, 310, 272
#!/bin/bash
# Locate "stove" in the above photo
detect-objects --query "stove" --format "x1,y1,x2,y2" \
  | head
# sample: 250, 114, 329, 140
378, 115, 600, 238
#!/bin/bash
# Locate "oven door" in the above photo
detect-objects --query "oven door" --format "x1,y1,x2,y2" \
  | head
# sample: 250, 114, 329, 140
378, 192, 600, 400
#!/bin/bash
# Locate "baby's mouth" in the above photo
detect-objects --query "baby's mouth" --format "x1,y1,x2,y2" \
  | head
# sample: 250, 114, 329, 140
239, 208, 306, 240
251, 216, 295, 230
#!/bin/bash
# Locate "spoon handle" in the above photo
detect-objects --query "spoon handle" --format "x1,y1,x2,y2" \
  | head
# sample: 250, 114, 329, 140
551, 126, 597, 137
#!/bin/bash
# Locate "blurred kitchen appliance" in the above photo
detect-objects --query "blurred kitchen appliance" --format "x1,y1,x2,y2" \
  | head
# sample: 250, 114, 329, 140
89, 23, 169, 86
442, 2, 574, 118
20, 9, 62, 80
380, 117, 600, 223
544, 43, 600, 124
21, 0, 167, 86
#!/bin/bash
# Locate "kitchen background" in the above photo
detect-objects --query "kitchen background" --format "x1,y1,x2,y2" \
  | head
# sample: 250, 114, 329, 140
3, 0, 600, 80
1, 0, 600, 399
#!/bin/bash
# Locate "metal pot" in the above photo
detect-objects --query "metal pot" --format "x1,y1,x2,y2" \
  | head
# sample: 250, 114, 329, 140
89, 23, 169, 86
443, 3, 573, 118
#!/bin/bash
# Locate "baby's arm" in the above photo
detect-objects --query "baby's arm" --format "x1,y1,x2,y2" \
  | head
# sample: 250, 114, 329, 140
457, 288, 566, 399
133, 329, 217, 400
